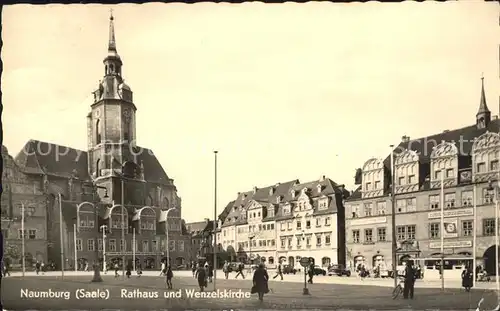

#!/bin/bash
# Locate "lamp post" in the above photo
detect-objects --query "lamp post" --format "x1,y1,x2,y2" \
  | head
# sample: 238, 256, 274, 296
389, 144, 398, 287
164, 207, 176, 268
487, 180, 500, 302
57, 193, 65, 279
83, 183, 109, 283
101, 225, 107, 273
18, 201, 34, 278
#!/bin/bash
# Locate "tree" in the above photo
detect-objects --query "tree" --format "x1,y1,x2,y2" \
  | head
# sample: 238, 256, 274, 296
4, 243, 21, 264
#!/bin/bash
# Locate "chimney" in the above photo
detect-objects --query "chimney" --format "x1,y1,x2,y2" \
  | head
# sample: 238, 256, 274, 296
320, 175, 326, 181
253, 186, 258, 194
269, 187, 274, 196
204, 218, 209, 224
443, 130, 449, 133
237, 192, 241, 196
401, 135, 410, 143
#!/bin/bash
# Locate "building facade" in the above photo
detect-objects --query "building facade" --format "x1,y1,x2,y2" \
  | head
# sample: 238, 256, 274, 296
4, 13, 190, 270
344, 78, 500, 275
218, 176, 348, 270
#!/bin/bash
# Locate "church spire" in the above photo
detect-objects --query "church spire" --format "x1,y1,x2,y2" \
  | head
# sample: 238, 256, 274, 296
476, 75, 491, 129
108, 9, 117, 52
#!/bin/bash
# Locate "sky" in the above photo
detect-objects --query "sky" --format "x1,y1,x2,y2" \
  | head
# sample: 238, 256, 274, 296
2, 2, 499, 223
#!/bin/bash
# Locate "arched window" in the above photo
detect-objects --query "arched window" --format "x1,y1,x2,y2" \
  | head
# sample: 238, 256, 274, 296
123, 127, 130, 141
105, 65, 108, 75
110, 64, 114, 73
96, 159, 100, 177
96, 119, 102, 144
162, 197, 169, 209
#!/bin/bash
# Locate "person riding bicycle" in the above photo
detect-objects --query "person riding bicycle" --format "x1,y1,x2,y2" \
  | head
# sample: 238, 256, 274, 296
403, 261, 416, 299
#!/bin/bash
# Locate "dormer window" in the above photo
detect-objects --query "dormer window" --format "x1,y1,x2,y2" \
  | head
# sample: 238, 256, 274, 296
283, 206, 291, 215
276, 196, 281, 204
269, 188, 274, 196
317, 185, 322, 193
365, 182, 372, 191
318, 199, 328, 210
291, 190, 296, 197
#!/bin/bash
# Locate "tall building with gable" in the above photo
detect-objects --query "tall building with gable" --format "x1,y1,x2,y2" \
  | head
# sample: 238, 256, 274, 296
4, 13, 190, 270
344, 78, 500, 277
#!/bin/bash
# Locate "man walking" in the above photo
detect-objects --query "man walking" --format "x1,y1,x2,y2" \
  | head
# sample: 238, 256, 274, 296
273, 260, 283, 280
403, 261, 416, 299
235, 262, 245, 279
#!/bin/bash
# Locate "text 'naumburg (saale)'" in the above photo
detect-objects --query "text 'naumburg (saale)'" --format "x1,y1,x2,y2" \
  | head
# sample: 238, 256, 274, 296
20, 288, 251, 300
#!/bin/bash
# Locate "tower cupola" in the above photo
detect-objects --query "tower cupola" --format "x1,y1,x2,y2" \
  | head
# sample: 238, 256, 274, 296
103, 11, 122, 77
476, 76, 491, 129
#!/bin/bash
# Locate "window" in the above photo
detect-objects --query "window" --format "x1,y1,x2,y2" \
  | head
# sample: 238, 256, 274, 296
296, 221, 302, 230
462, 220, 473, 237
491, 160, 499, 171
280, 223, 285, 231
429, 195, 439, 210
477, 163, 486, 173
296, 237, 302, 248
88, 239, 95, 251
152, 240, 157, 252
325, 217, 331, 226
318, 199, 328, 210
445, 193, 456, 208
484, 188, 495, 204
396, 225, 416, 240
377, 228, 386, 242
281, 239, 286, 248
306, 236, 311, 246
364, 229, 373, 243
325, 234, 331, 245
446, 169, 454, 178
396, 199, 406, 213
408, 175, 416, 184
316, 235, 321, 245
283, 206, 291, 215
169, 240, 175, 251
398, 176, 405, 185
374, 181, 381, 189
406, 198, 416, 212
316, 218, 321, 227
352, 230, 360, 243
365, 182, 372, 191
76, 239, 83, 251
268, 208, 275, 217
351, 205, 360, 218
306, 220, 311, 229
28, 229, 36, 240
376, 202, 386, 215
287, 222, 292, 230
142, 240, 149, 252
109, 239, 116, 251
120, 239, 126, 252
462, 191, 473, 207
435, 170, 442, 180
98, 238, 103, 251
178, 241, 185, 252
287, 238, 292, 247
483, 218, 496, 236
429, 223, 440, 239
96, 119, 101, 144
364, 203, 373, 216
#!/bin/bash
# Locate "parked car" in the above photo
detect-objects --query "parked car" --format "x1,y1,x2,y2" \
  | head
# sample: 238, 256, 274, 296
328, 264, 351, 277
312, 265, 327, 276
283, 264, 297, 274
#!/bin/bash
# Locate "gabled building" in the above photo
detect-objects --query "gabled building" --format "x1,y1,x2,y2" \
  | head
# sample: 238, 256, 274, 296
345, 78, 500, 276
275, 176, 349, 269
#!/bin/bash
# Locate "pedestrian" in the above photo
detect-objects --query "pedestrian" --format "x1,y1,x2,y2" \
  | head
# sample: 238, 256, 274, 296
192, 261, 197, 277
462, 266, 473, 292
235, 262, 245, 279
35, 261, 41, 275
166, 265, 174, 289
160, 261, 166, 276
195, 264, 207, 292
273, 261, 283, 280
307, 263, 314, 284
252, 263, 269, 302
126, 261, 132, 278
137, 264, 142, 278
3, 260, 10, 277
114, 262, 120, 278
223, 261, 230, 279
403, 261, 416, 299
208, 263, 214, 283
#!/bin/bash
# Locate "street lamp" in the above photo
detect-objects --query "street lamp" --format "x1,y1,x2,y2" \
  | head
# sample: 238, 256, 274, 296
101, 225, 108, 273
82, 183, 109, 283
17, 202, 35, 277
164, 207, 176, 268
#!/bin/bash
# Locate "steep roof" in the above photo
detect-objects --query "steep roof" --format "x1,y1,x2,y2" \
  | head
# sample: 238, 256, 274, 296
347, 119, 500, 201
14, 140, 171, 185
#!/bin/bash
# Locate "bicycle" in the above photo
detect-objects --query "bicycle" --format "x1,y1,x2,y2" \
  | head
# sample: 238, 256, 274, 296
475, 298, 500, 311
392, 277, 405, 299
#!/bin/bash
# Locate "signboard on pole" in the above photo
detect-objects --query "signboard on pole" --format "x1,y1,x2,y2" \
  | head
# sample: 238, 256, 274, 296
300, 257, 310, 267
442, 218, 458, 238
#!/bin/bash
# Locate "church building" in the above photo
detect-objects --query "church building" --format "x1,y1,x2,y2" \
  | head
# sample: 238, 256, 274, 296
3, 13, 190, 270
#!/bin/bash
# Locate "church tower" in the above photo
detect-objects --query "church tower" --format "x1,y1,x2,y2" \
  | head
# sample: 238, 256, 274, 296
476, 76, 491, 129
87, 12, 143, 203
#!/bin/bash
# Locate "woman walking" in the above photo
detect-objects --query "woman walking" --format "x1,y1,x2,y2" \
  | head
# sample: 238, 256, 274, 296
462, 266, 473, 292
196, 265, 208, 292
166, 266, 174, 290
252, 263, 269, 302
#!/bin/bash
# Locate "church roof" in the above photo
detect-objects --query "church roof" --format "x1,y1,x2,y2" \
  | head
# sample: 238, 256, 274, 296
14, 139, 171, 185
